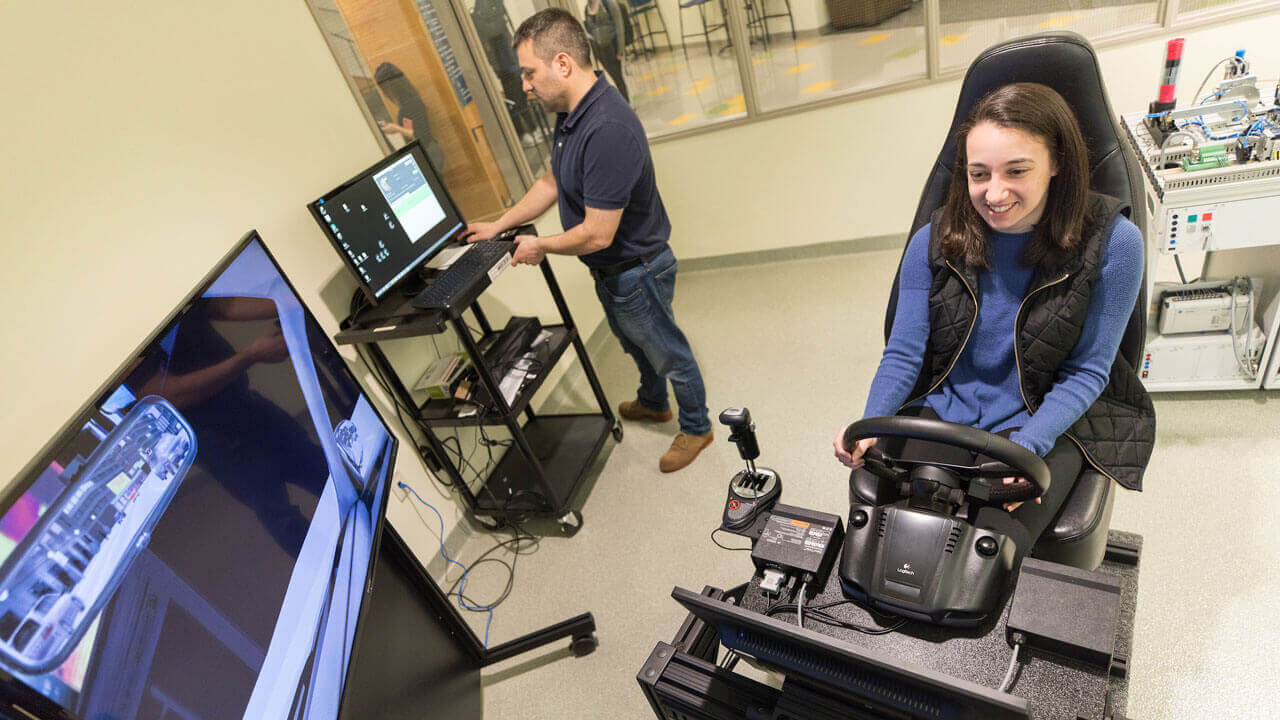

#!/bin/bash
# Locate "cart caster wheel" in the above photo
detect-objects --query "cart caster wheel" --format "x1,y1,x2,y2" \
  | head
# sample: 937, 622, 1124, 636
558, 510, 584, 537
611, 422, 624, 442
570, 633, 598, 657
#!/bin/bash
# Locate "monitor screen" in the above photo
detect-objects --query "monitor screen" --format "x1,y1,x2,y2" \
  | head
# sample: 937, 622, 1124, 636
0, 234, 397, 720
308, 142, 465, 303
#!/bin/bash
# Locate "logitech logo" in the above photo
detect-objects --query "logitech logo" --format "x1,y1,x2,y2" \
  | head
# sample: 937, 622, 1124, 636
898, 562, 916, 577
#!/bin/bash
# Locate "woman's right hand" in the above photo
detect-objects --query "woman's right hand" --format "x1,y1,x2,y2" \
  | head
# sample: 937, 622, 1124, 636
833, 425, 877, 469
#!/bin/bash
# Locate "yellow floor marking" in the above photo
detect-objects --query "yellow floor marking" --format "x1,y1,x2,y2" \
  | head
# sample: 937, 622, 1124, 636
684, 77, 714, 95
669, 113, 696, 125
728, 94, 744, 103
640, 72, 657, 82
1037, 15, 1078, 29
663, 66, 679, 74
648, 85, 671, 97
785, 63, 814, 74
940, 34, 967, 46
802, 81, 836, 94
753, 57, 766, 65
860, 33, 891, 45
792, 41, 814, 50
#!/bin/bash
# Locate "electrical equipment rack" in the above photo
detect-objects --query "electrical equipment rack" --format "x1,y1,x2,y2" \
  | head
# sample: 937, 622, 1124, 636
1120, 95, 1280, 392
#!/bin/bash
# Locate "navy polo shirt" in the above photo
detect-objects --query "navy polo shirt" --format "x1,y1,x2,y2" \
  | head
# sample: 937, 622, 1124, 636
551, 71, 670, 269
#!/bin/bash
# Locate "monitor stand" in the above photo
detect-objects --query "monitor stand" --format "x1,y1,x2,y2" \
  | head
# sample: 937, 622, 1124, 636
341, 524, 598, 720
361, 294, 420, 324
341, 524, 481, 720
396, 272, 429, 298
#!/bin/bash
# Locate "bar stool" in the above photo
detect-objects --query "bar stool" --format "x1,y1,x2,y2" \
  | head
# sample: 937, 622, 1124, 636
678, 0, 727, 59
751, 0, 796, 47
626, 0, 673, 56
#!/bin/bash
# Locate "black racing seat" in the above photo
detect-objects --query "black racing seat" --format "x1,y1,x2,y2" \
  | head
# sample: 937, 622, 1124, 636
852, 31, 1147, 571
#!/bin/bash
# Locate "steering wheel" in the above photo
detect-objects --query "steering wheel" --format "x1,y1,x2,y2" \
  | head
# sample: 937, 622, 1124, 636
842, 416, 1050, 504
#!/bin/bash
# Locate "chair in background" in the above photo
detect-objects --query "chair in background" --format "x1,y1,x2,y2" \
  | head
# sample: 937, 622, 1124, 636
746, 0, 795, 48
626, 0, 673, 57
678, 0, 728, 58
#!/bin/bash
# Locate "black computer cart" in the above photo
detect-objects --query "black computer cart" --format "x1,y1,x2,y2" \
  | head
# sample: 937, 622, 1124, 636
334, 240, 620, 535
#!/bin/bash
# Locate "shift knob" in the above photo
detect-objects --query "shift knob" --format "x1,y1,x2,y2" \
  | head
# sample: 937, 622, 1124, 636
718, 407, 760, 462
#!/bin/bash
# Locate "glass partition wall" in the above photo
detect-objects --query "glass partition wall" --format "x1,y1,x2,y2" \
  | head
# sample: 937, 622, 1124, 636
309, 0, 533, 220
309, 0, 1280, 170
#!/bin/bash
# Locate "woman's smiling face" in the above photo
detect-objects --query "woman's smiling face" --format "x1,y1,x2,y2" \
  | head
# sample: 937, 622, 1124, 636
965, 120, 1058, 234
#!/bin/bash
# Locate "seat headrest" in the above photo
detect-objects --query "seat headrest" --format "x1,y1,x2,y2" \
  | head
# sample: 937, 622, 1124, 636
892, 31, 1147, 364
907, 31, 1143, 241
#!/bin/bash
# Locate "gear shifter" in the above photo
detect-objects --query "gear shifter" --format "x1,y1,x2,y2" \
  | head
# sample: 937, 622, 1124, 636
719, 407, 781, 533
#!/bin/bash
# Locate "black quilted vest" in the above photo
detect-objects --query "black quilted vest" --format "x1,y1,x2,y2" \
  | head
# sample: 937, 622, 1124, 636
904, 193, 1155, 491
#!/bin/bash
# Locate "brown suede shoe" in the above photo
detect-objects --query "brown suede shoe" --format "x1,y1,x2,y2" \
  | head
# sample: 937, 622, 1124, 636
659, 431, 713, 473
618, 399, 673, 423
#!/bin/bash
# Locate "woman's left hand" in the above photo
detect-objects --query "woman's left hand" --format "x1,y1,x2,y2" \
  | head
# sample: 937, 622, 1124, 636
1001, 476, 1041, 513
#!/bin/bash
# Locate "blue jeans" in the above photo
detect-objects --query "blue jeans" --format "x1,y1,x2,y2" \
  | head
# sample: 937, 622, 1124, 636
593, 246, 711, 435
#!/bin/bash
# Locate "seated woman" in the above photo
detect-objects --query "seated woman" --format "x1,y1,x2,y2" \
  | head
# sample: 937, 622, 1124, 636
833, 83, 1154, 558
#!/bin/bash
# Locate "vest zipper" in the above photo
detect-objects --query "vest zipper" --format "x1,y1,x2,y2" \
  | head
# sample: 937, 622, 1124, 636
1011, 272, 1120, 484
1012, 272, 1070, 412
898, 259, 978, 411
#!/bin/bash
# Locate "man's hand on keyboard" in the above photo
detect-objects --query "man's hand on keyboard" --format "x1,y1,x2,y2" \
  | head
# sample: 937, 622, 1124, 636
512, 235, 545, 266
462, 222, 502, 243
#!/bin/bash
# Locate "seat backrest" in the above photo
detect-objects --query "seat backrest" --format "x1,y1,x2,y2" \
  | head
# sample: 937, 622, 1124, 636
885, 31, 1148, 367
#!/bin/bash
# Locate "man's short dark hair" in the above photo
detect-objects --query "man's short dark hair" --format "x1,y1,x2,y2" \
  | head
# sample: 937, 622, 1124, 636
512, 8, 592, 68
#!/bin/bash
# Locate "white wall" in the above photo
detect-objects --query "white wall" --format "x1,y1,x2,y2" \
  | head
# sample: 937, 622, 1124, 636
652, 14, 1280, 259
0, 2, 485, 568
0, 2, 359, 480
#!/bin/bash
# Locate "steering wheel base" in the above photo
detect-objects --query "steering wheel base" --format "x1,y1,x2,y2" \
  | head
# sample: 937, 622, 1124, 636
839, 501, 1017, 627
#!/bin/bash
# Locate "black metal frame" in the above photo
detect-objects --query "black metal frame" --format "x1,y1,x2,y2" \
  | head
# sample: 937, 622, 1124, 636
335, 235, 619, 529
641, 534, 1144, 719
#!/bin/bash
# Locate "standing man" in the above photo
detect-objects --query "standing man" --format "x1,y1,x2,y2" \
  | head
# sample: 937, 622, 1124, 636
463, 8, 712, 472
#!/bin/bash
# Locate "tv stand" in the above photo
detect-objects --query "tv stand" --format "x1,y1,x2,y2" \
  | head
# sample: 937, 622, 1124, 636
342, 525, 597, 720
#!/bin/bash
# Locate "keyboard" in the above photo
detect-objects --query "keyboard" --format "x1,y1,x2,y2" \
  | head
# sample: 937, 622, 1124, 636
411, 240, 515, 316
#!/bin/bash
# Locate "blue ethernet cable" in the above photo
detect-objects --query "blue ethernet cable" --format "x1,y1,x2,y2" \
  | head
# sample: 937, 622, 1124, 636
398, 481, 495, 647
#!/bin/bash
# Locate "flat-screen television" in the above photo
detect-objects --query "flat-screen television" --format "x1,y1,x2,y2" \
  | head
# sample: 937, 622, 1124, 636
307, 141, 466, 305
0, 233, 397, 720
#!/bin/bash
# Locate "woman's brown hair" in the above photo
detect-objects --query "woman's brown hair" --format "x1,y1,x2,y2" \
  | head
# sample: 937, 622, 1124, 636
938, 83, 1092, 271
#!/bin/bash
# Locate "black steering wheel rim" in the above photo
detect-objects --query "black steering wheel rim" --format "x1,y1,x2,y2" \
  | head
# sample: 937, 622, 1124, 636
844, 416, 1050, 502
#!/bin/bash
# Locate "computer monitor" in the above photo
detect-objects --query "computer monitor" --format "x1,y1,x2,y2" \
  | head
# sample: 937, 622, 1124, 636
307, 141, 466, 304
0, 233, 397, 720
671, 587, 1029, 719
